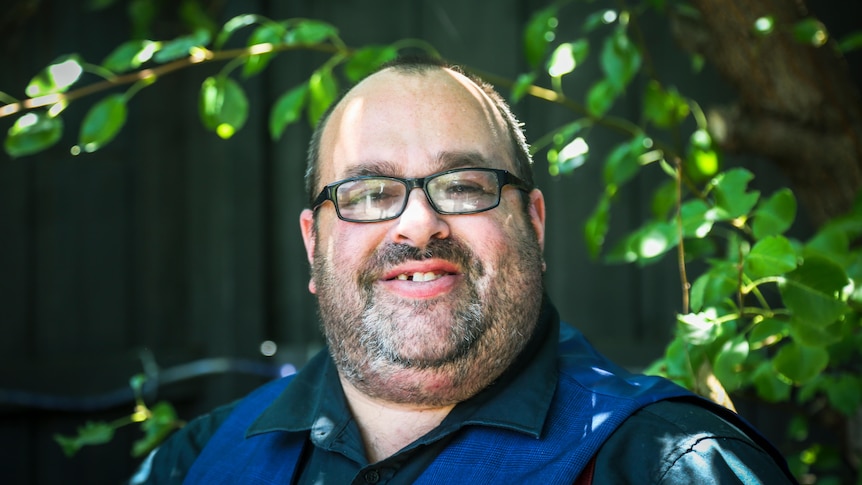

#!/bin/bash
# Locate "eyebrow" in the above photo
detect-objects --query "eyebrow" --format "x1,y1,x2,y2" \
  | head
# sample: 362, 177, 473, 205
436, 150, 495, 170
340, 160, 403, 179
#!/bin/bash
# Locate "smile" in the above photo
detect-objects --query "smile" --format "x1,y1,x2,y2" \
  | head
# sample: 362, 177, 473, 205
393, 271, 449, 282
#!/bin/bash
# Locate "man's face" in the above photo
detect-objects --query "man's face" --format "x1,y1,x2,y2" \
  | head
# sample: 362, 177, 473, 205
299, 68, 546, 406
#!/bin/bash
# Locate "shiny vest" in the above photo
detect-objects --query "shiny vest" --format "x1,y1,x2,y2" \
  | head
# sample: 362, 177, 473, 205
185, 327, 704, 484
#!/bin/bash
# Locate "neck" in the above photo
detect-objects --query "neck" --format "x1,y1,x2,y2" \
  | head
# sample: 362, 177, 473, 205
339, 375, 455, 463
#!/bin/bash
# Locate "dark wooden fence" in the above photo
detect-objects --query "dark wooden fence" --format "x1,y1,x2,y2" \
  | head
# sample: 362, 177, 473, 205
0, 0, 827, 483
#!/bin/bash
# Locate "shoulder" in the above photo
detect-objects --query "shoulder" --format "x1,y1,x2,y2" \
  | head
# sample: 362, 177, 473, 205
592, 399, 796, 484
129, 400, 238, 484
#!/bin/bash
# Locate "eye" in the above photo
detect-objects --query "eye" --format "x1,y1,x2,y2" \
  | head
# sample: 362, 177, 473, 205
443, 180, 489, 198
339, 180, 403, 207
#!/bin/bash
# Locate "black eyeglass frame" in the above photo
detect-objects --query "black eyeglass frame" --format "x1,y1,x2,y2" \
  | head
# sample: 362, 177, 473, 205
311, 167, 532, 222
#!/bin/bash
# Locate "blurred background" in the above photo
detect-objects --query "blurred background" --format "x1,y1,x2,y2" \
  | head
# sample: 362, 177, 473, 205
1, 0, 858, 483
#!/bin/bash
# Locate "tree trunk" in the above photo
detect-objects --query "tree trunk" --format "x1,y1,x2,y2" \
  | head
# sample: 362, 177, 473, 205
672, 0, 862, 226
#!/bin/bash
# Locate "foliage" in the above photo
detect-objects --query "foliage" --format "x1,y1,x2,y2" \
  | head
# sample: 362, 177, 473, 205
54, 374, 183, 458
3, 0, 861, 481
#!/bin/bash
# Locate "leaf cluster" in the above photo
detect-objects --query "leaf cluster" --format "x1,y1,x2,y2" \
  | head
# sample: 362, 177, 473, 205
53, 374, 184, 458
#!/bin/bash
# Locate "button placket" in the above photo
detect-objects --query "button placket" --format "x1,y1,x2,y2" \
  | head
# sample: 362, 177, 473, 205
363, 469, 380, 483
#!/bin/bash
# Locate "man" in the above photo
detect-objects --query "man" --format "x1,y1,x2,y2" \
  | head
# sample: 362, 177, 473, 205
136, 58, 796, 483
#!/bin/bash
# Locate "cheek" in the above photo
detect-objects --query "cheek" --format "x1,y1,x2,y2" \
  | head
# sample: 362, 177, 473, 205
452, 219, 513, 267
319, 223, 386, 273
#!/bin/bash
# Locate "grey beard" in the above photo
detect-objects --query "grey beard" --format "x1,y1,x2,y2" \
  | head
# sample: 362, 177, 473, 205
314, 230, 544, 406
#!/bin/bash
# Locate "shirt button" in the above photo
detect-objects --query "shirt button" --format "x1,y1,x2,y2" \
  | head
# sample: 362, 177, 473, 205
364, 469, 380, 483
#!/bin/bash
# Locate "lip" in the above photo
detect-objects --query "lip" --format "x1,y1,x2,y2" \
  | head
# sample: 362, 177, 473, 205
378, 259, 463, 299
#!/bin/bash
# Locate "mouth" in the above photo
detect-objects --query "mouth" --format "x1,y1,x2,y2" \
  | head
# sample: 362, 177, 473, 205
379, 260, 462, 288
390, 271, 454, 282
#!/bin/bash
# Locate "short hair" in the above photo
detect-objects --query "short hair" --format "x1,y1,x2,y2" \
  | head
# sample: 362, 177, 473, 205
304, 56, 534, 206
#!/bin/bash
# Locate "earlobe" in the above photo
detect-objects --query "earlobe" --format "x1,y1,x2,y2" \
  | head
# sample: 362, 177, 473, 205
528, 189, 546, 251
299, 209, 318, 294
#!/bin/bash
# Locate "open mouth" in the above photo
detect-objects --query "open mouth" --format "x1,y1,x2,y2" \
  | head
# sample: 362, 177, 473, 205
390, 271, 453, 282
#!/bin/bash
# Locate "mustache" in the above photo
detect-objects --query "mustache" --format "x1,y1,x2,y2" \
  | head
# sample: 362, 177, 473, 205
359, 238, 483, 286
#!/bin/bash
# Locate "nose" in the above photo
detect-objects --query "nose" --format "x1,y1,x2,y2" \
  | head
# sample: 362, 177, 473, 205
390, 188, 451, 246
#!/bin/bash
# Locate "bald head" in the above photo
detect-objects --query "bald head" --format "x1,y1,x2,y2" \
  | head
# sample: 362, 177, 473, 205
304, 59, 533, 206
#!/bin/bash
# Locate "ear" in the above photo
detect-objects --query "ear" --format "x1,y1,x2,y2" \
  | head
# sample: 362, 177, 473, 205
527, 189, 546, 251
299, 209, 318, 294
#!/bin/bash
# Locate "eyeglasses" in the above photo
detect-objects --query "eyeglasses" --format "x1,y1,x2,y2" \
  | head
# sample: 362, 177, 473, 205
312, 167, 532, 222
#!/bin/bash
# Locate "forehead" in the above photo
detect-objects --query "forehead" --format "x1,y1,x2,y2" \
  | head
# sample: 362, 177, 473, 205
317, 68, 513, 184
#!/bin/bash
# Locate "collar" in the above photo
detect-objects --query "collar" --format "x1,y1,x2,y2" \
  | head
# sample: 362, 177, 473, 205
247, 297, 560, 442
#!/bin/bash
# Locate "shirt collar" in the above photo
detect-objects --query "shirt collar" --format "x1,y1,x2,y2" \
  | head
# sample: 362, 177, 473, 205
248, 297, 560, 440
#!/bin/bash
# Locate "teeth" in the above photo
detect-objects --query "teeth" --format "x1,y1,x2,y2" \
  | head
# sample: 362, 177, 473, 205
395, 272, 443, 282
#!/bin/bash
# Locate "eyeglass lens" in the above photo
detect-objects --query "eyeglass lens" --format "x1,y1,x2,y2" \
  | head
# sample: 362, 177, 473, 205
335, 170, 503, 221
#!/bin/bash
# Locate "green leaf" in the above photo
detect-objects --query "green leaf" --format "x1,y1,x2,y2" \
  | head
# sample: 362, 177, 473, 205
550, 137, 589, 174
665, 336, 695, 388
710, 168, 760, 220
838, 31, 862, 53
752, 361, 791, 402
586, 78, 618, 117
215, 14, 261, 49
679, 199, 714, 239
242, 22, 287, 78
511, 72, 537, 103
5, 112, 64, 157
779, 255, 850, 327
752, 188, 796, 240
584, 193, 611, 259
753, 16, 776, 36
787, 414, 809, 441
792, 17, 828, 47
307, 68, 338, 127
523, 6, 558, 69
606, 220, 677, 264
102, 40, 158, 73
773, 342, 829, 384
804, 225, 850, 263
676, 309, 721, 346
26, 55, 84, 97
344, 45, 399, 83
684, 129, 720, 182
132, 401, 182, 457
54, 421, 115, 457
603, 134, 646, 187
600, 29, 641, 92
689, 260, 737, 312
789, 319, 842, 347
547, 39, 589, 78
713, 335, 749, 392
643, 80, 689, 128
79, 94, 127, 152
270, 84, 308, 140
153, 29, 211, 63
651, 180, 676, 220
583, 10, 607, 34
198, 75, 249, 139
749, 318, 788, 348
286, 19, 338, 44
824, 374, 862, 416
744, 235, 798, 279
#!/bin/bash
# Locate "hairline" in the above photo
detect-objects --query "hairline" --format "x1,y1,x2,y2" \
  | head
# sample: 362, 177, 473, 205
304, 58, 535, 211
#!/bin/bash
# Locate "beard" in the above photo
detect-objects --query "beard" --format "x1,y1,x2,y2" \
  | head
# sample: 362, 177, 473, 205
312, 215, 545, 406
